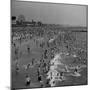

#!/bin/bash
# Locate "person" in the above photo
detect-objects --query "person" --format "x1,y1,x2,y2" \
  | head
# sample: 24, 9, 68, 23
46, 79, 50, 87
27, 46, 30, 54
38, 71, 43, 82
14, 47, 19, 60
59, 72, 64, 81
44, 49, 48, 59
24, 63, 31, 71
73, 67, 81, 76
38, 75, 44, 87
38, 74, 41, 81
74, 68, 78, 72
13, 43, 16, 47
32, 58, 35, 66
15, 61, 19, 75
19, 37, 22, 45
49, 79, 56, 87
60, 72, 64, 76
37, 66, 41, 76
42, 63, 48, 73
25, 75, 31, 86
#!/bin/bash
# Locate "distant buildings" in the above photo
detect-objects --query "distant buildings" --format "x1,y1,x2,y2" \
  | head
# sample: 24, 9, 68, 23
11, 15, 43, 27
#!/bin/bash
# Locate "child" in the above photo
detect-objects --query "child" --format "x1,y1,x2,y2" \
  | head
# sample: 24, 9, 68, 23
25, 75, 31, 86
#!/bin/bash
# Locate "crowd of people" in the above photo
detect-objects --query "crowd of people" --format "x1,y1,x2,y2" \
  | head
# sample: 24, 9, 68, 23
11, 26, 87, 88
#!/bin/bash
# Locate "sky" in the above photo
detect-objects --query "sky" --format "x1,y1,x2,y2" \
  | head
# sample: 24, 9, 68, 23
11, 0, 87, 26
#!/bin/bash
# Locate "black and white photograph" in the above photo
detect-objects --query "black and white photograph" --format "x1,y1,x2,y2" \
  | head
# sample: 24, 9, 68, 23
11, 0, 88, 89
